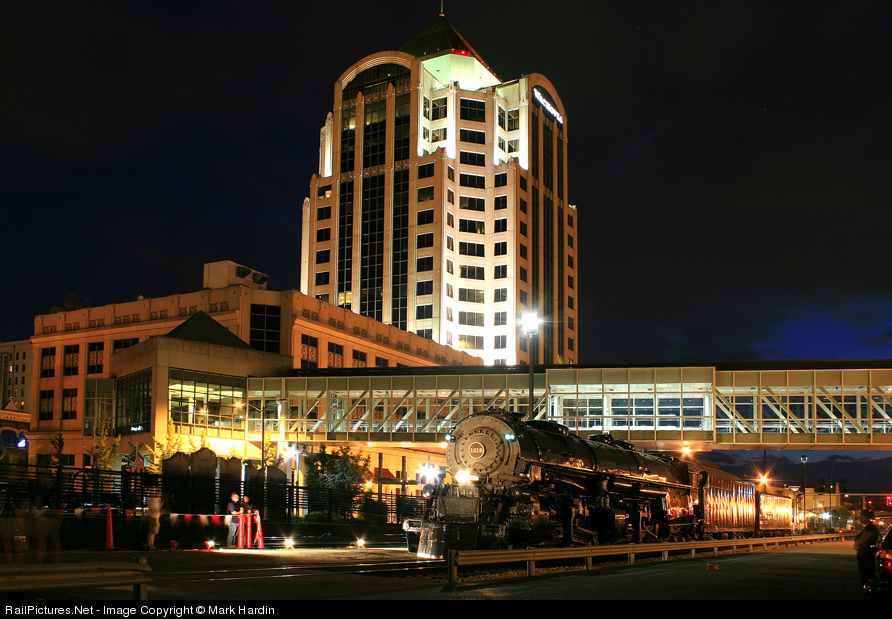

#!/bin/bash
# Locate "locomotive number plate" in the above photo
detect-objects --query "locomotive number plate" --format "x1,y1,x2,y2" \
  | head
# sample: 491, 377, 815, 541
468, 442, 486, 459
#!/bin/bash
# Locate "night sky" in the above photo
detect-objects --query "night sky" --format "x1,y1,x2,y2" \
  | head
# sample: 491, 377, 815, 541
3, 2, 892, 488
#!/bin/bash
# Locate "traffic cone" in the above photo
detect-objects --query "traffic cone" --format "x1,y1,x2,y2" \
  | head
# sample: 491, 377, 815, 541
106, 507, 114, 550
254, 512, 264, 549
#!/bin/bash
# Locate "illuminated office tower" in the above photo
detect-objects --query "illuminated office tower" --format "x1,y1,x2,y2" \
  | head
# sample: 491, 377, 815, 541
301, 14, 578, 365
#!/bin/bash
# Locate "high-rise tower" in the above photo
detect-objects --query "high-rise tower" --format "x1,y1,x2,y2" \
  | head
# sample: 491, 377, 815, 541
301, 14, 578, 366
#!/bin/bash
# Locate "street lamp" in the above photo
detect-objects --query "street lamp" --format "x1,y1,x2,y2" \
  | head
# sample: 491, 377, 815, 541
520, 312, 540, 419
801, 455, 808, 531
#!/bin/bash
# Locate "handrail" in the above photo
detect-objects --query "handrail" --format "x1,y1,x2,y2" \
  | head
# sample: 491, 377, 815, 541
446, 533, 847, 585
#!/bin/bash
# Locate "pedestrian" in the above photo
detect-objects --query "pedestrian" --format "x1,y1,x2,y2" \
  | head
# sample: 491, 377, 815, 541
226, 492, 242, 547
145, 494, 163, 550
853, 508, 880, 586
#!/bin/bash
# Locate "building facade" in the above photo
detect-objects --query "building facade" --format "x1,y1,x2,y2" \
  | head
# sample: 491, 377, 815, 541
25, 261, 482, 469
301, 15, 579, 367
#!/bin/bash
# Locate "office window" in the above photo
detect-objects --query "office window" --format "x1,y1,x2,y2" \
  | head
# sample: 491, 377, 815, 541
459, 311, 485, 326
495, 218, 507, 233
494, 195, 507, 210
418, 186, 434, 202
459, 335, 485, 349
494, 311, 507, 326
87, 342, 104, 375
417, 209, 434, 225
315, 272, 330, 286
494, 264, 507, 279
459, 219, 485, 234
459, 265, 485, 280
39, 389, 54, 421
417, 256, 434, 271
459, 242, 485, 257
62, 388, 78, 420
460, 196, 485, 211
416, 304, 433, 319
250, 304, 281, 353
507, 109, 520, 131
459, 99, 486, 122
460, 174, 485, 188
431, 97, 447, 120
417, 232, 434, 248
460, 129, 486, 144
416, 280, 434, 296
460, 151, 486, 167
40, 347, 55, 378
418, 163, 435, 178
316, 228, 331, 242
63, 344, 79, 376
494, 288, 508, 302
494, 335, 507, 349
495, 241, 508, 256
458, 288, 485, 303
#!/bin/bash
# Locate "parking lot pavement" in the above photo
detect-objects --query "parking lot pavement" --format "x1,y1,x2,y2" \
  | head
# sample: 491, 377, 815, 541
3, 540, 866, 600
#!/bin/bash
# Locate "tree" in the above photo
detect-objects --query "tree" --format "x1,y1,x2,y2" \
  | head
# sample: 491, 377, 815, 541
304, 446, 370, 491
303, 447, 371, 519
146, 418, 181, 473
92, 407, 121, 470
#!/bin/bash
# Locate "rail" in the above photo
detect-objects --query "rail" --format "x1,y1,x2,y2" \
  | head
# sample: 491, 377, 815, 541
445, 533, 848, 585
0, 558, 152, 599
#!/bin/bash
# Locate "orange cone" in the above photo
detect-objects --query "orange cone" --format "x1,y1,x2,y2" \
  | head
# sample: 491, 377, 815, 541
106, 507, 114, 550
254, 512, 264, 549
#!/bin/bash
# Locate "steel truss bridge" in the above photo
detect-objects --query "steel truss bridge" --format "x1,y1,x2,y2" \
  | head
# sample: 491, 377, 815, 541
222, 362, 892, 452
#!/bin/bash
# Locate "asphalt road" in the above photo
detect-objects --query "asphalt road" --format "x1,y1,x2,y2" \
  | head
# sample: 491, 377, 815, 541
1, 540, 868, 601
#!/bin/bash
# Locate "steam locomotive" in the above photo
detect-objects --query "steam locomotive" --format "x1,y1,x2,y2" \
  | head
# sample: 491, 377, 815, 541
405, 410, 793, 558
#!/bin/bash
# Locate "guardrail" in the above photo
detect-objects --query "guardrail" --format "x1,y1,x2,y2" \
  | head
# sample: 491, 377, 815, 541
446, 533, 848, 585
0, 558, 152, 599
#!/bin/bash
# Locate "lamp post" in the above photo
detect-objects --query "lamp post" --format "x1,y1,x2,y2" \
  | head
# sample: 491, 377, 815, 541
520, 313, 540, 419
801, 455, 808, 531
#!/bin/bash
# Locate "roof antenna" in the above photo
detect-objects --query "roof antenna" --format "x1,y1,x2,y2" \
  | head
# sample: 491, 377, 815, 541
440, 0, 444, 16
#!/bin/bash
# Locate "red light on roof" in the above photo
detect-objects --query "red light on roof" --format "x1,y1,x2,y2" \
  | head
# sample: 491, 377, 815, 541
452, 49, 470, 56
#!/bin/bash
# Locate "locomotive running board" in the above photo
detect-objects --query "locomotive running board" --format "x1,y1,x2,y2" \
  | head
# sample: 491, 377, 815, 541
517, 457, 692, 491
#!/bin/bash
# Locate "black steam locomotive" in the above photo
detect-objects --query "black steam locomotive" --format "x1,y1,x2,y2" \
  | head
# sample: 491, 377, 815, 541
405, 410, 793, 558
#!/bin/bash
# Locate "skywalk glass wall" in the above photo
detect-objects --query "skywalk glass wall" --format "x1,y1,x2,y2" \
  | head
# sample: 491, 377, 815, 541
243, 365, 892, 448
713, 368, 892, 445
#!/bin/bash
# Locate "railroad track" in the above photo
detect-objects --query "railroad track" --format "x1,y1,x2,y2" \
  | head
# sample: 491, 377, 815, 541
150, 559, 446, 584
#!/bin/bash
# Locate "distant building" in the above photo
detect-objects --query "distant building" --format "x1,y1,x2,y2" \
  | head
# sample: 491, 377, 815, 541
301, 14, 579, 366
1, 339, 31, 414
25, 261, 482, 468
0, 339, 31, 460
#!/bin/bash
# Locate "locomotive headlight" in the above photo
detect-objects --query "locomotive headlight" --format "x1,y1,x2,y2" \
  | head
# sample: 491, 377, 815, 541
455, 469, 471, 484
503, 433, 516, 442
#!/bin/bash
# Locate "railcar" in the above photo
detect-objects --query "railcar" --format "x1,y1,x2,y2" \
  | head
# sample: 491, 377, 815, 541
405, 409, 793, 558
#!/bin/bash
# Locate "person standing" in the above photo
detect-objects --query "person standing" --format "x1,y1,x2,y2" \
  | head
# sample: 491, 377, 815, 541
226, 493, 242, 548
145, 495, 162, 550
853, 508, 880, 586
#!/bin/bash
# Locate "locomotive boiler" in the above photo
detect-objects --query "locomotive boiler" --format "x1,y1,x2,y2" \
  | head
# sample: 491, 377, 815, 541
405, 409, 792, 558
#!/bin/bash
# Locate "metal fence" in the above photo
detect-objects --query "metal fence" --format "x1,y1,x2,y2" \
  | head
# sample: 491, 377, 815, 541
0, 464, 425, 525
